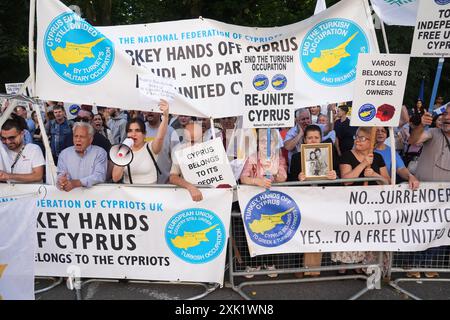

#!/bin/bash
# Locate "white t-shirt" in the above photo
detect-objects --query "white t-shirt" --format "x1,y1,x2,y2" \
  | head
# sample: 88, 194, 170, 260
123, 142, 158, 184
4, 143, 45, 182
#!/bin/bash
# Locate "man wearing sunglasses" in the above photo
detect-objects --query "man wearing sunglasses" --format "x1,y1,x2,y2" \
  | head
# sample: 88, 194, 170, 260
0, 117, 44, 183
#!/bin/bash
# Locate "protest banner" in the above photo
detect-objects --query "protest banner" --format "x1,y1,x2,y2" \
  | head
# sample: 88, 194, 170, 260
1, 184, 232, 285
238, 183, 450, 257
242, 45, 295, 128
174, 138, 237, 187
5, 83, 24, 95
36, 0, 378, 117
350, 53, 410, 127
0, 197, 37, 300
411, 0, 450, 57
371, 0, 418, 27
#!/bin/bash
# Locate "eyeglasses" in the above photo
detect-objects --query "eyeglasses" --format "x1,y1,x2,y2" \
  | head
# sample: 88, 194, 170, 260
354, 135, 369, 142
74, 117, 91, 123
1, 135, 18, 142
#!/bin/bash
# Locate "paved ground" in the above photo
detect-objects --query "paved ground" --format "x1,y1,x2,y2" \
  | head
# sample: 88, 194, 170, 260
35, 271, 450, 300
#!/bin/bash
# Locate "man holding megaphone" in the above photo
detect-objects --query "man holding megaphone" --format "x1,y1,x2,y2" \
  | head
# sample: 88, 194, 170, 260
112, 99, 169, 184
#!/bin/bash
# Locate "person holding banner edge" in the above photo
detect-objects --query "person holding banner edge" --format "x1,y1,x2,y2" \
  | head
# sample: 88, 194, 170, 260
404, 104, 450, 278
169, 121, 205, 202
112, 99, 169, 184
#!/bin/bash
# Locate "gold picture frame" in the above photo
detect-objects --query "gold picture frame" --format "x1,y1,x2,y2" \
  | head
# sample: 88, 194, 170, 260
300, 143, 333, 180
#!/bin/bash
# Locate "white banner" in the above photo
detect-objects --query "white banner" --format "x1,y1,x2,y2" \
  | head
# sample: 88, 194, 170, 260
36, 0, 379, 117
5, 83, 24, 95
371, 0, 418, 26
351, 53, 410, 127
411, 1, 450, 57
238, 183, 450, 257
2, 184, 233, 285
242, 48, 295, 128
175, 138, 237, 187
0, 197, 37, 300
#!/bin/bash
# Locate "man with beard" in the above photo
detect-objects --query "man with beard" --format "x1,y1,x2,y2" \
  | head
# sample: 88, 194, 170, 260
0, 115, 44, 183
144, 111, 179, 184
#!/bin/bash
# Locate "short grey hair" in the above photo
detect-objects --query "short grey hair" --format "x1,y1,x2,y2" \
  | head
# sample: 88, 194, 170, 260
73, 121, 95, 137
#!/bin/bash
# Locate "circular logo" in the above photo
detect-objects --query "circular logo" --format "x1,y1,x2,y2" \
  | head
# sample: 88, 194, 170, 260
243, 191, 301, 247
358, 104, 376, 122
271, 74, 287, 90
69, 104, 80, 116
300, 18, 369, 87
165, 208, 226, 264
253, 74, 269, 91
44, 13, 115, 85
435, 0, 450, 5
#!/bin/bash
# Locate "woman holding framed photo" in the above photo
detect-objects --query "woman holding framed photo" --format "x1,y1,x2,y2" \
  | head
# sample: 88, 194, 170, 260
287, 124, 337, 278
288, 124, 337, 182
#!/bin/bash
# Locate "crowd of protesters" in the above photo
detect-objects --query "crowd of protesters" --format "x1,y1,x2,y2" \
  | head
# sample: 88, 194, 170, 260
0, 95, 449, 279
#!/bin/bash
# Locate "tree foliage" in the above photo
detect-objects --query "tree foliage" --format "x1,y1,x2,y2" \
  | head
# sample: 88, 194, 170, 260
0, 0, 448, 108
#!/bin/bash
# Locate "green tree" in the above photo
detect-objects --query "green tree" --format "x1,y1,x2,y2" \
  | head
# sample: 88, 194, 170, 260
1, 0, 448, 108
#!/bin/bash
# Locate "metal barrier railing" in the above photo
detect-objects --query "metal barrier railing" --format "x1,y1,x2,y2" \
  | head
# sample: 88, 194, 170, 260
229, 177, 386, 300
388, 247, 450, 300
61, 184, 221, 300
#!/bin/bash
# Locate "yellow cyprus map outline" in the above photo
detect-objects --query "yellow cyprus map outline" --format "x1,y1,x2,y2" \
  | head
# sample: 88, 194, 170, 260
50, 37, 105, 67
171, 224, 219, 250
249, 207, 295, 235
307, 32, 358, 74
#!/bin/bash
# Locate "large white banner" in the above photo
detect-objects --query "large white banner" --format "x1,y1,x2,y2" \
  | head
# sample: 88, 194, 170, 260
238, 183, 450, 257
0, 197, 37, 300
36, 0, 379, 118
351, 53, 410, 127
371, 0, 419, 26
410, 0, 450, 57
2, 184, 233, 285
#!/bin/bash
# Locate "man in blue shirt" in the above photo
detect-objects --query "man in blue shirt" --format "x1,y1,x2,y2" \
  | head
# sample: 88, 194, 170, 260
57, 122, 107, 191
46, 105, 73, 163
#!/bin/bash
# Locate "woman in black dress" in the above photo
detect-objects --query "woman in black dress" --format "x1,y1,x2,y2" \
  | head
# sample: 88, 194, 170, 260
339, 126, 390, 186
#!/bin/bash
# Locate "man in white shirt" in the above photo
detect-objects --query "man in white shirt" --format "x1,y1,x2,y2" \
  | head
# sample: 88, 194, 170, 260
0, 117, 45, 183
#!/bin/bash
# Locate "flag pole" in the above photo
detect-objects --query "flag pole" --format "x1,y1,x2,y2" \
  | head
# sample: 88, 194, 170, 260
428, 58, 445, 113
379, 17, 397, 185
28, 0, 36, 96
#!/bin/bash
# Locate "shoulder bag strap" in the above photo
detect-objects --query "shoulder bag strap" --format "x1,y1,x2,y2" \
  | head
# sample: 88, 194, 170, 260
146, 143, 161, 175
10, 145, 26, 173
126, 164, 133, 184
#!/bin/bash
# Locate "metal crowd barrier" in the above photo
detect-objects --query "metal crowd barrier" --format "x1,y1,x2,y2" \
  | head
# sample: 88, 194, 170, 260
228, 177, 387, 300
388, 247, 450, 300
60, 183, 221, 300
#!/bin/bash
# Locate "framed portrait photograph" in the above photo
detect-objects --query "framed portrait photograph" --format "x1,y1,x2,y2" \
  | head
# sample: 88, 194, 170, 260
300, 143, 333, 180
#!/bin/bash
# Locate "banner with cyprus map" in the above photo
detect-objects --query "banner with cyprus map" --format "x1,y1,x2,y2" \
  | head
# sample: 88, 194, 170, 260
35, 0, 378, 117
2, 184, 233, 285
238, 184, 450, 257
